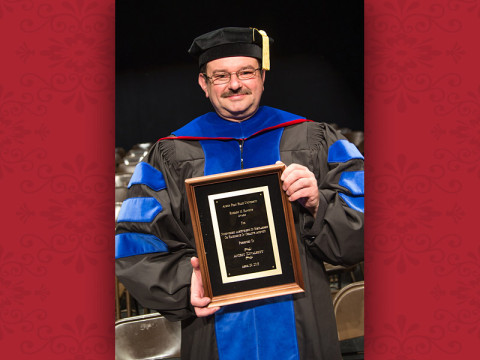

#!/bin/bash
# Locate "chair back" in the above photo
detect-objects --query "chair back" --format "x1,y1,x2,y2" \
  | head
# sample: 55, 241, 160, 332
333, 281, 364, 341
115, 313, 181, 360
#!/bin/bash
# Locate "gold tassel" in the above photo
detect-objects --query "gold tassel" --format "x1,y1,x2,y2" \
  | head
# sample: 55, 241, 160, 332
251, 28, 270, 71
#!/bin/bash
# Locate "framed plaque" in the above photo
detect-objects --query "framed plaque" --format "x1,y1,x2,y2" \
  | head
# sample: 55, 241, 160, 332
185, 163, 304, 308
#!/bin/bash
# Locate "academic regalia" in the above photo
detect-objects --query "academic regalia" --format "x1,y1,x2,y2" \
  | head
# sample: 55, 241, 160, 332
115, 106, 364, 360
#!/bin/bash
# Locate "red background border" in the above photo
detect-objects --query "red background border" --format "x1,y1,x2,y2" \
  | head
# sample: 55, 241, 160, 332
1, 0, 479, 358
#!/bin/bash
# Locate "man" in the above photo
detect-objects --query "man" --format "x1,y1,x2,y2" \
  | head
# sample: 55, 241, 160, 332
115, 27, 364, 360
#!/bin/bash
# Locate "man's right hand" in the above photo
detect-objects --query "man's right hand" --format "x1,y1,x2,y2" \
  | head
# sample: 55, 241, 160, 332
190, 257, 220, 317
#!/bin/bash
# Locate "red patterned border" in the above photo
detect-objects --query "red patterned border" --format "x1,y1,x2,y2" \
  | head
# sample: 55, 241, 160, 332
1, 0, 114, 357
365, 0, 479, 358
1, 0, 479, 358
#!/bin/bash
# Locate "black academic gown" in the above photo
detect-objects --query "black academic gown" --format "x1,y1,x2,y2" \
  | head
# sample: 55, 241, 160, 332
115, 106, 364, 360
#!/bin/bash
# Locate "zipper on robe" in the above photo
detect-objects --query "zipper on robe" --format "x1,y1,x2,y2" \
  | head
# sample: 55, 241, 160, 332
238, 139, 245, 169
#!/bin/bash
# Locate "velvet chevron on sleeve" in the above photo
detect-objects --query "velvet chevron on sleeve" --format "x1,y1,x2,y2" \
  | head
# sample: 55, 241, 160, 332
115, 139, 203, 321
299, 122, 364, 267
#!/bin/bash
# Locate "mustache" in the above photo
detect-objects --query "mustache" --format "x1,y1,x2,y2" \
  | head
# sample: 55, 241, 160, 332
221, 89, 252, 98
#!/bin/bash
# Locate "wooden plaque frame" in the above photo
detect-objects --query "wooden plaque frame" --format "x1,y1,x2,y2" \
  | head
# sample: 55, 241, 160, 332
185, 164, 304, 308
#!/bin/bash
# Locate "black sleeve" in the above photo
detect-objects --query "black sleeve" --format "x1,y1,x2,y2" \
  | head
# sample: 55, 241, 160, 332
300, 123, 364, 266
115, 140, 198, 321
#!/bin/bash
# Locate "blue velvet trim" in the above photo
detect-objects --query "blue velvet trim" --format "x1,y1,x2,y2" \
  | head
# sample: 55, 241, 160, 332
215, 295, 299, 360
128, 162, 166, 191
339, 171, 364, 196
199, 124, 283, 175
200, 140, 241, 175
173, 106, 303, 139
117, 197, 163, 222
339, 193, 364, 213
201, 108, 300, 359
243, 127, 283, 168
327, 140, 364, 163
115, 232, 169, 259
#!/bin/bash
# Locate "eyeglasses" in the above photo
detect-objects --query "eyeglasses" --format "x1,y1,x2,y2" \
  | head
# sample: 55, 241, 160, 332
203, 68, 261, 85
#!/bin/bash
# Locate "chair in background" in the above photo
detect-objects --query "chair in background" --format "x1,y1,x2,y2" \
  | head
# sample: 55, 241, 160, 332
116, 147, 126, 169
340, 129, 364, 155
115, 313, 181, 360
116, 173, 133, 187
124, 148, 149, 165
132, 142, 154, 151
117, 162, 138, 174
325, 261, 364, 299
115, 202, 123, 223
115, 276, 153, 320
115, 187, 128, 203
115, 173, 132, 203
333, 281, 364, 360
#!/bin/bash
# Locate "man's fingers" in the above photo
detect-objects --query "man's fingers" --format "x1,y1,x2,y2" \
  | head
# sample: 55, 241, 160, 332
280, 163, 306, 182
190, 256, 221, 317
284, 177, 314, 196
282, 167, 314, 190
288, 186, 315, 202
195, 306, 220, 317
191, 256, 200, 269
191, 294, 211, 308
280, 163, 319, 217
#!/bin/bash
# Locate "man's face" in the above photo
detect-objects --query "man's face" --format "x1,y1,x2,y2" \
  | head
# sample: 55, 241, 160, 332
198, 56, 266, 122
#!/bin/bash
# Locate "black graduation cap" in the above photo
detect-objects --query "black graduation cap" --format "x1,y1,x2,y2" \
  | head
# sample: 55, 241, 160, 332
188, 27, 273, 70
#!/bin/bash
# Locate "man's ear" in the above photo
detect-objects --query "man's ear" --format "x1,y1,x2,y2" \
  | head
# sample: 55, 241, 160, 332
198, 73, 209, 98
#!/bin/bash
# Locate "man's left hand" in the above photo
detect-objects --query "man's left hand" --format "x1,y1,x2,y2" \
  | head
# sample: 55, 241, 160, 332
278, 162, 319, 218
190, 257, 220, 317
